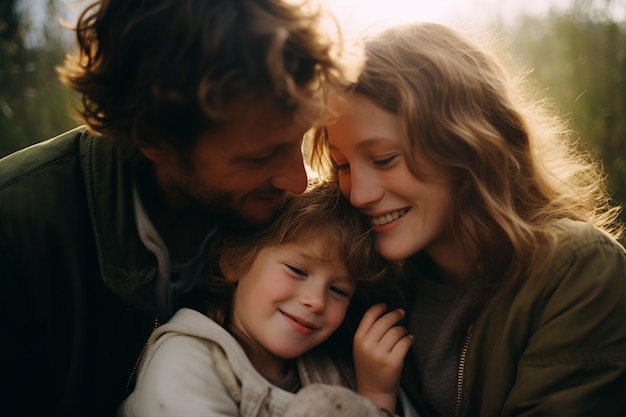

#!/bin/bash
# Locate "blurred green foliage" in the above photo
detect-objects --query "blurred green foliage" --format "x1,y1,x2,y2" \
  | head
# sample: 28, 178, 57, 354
506, 0, 626, 228
0, 0, 77, 158
1, 0, 625, 230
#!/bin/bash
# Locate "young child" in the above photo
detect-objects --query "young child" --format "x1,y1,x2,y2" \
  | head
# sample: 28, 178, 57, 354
120, 182, 416, 416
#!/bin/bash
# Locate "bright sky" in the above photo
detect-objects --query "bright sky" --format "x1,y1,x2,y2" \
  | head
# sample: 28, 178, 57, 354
32, 0, 626, 44
320, 0, 574, 41
52, 0, 574, 31
38, 0, 626, 50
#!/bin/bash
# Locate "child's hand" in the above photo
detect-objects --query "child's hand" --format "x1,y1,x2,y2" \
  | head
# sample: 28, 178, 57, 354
353, 303, 414, 414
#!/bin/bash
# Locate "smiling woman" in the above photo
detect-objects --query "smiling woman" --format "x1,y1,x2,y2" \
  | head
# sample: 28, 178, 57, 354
312, 20, 626, 416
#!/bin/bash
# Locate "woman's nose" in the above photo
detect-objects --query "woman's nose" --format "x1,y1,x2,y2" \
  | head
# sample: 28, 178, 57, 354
346, 168, 383, 208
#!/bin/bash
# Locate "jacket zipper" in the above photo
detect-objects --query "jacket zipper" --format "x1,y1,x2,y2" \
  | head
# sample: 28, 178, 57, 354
125, 318, 160, 394
454, 325, 474, 417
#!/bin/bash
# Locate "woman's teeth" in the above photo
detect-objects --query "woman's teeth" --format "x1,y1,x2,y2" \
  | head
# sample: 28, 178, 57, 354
371, 208, 408, 226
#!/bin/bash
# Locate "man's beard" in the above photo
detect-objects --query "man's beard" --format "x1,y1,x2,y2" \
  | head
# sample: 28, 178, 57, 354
170, 180, 283, 236
203, 196, 283, 236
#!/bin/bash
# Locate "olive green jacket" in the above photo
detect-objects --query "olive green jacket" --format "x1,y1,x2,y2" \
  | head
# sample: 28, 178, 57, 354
0, 127, 167, 416
406, 219, 626, 416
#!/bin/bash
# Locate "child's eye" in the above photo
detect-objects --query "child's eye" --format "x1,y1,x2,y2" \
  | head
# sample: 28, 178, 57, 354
286, 265, 307, 277
330, 286, 350, 298
374, 155, 398, 167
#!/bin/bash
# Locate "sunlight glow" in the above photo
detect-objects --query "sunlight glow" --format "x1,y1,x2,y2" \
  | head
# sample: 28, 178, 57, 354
321, 0, 575, 41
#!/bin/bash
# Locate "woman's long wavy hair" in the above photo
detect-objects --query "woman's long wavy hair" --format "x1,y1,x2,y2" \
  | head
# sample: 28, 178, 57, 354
58, 0, 352, 159
312, 22, 623, 300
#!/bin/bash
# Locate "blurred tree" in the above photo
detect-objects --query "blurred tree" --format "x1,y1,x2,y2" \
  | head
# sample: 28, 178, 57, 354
0, 0, 77, 159
508, 0, 626, 228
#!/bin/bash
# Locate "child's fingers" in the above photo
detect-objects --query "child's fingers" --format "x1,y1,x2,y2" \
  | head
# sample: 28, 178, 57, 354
356, 303, 388, 332
376, 324, 412, 353
356, 308, 406, 343
370, 318, 412, 354
354, 307, 411, 368
354, 304, 389, 341
389, 332, 414, 357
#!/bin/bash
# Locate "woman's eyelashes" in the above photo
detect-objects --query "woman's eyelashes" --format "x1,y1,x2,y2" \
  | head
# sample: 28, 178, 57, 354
373, 154, 399, 167
332, 154, 400, 171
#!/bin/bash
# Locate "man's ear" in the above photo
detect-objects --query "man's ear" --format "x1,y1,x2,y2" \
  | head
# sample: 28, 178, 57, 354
219, 256, 239, 283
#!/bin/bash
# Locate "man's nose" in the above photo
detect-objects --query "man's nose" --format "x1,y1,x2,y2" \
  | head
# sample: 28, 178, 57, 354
270, 144, 308, 194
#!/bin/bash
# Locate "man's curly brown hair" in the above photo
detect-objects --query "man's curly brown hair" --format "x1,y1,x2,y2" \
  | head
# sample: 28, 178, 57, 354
58, 0, 350, 158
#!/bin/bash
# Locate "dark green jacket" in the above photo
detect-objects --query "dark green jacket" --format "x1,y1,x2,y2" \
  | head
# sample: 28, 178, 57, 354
405, 219, 626, 416
0, 127, 166, 416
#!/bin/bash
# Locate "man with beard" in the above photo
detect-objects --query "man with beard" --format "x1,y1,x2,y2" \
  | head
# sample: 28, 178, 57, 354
0, 0, 351, 415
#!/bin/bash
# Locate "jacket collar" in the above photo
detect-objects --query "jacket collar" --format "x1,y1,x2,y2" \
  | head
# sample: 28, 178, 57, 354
80, 130, 162, 318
